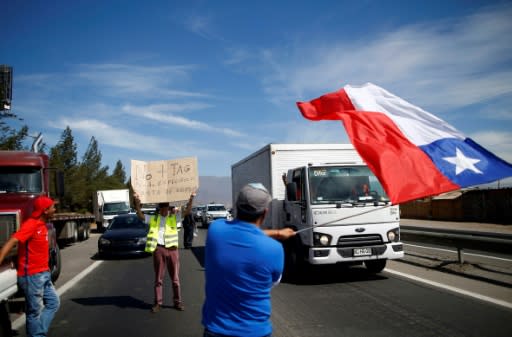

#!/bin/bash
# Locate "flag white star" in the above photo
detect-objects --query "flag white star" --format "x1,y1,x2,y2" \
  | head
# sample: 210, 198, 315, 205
443, 148, 483, 175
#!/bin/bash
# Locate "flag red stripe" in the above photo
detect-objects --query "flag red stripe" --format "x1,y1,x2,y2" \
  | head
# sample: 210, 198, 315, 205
339, 110, 459, 203
297, 89, 355, 120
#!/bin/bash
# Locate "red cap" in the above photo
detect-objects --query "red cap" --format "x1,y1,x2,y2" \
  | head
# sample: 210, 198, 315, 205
31, 196, 55, 218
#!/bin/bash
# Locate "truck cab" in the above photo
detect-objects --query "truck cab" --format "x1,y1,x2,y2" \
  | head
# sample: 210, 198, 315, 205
283, 163, 403, 275
0, 151, 63, 327
94, 189, 132, 231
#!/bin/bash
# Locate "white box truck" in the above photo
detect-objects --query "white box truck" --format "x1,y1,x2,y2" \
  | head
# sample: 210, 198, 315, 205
231, 143, 404, 279
93, 189, 131, 231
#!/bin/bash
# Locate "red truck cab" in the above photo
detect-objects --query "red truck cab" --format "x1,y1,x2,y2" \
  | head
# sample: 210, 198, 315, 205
0, 151, 62, 298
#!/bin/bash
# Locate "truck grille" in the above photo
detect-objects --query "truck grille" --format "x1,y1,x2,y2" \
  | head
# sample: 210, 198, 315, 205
0, 212, 20, 255
336, 234, 383, 248
112, 239, 139, 246
336, 234, 387, 258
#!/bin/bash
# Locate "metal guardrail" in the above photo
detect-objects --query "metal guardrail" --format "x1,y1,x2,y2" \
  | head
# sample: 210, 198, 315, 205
400, 225, 512, 264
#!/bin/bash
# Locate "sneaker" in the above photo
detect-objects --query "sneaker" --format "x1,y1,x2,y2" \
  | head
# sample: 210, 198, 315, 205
174, 303, 185, 311
151, 304, 161, 313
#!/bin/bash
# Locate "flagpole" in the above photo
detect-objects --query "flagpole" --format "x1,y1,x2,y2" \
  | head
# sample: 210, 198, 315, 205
294, 204, 393, 234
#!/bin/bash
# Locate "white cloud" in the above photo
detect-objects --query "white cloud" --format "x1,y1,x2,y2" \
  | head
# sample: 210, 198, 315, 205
258, 4, 512, 112
281, 120, 350, 144
181, 14, 223, 41
49, 117, 232, 162
122, 104, 245, 137
51, 118, 166, 155
75, 63, 210, 99
470, 130, 512, 163
250, 4, 512, 168
224, 48, 253, 66
478, 102, 512, 121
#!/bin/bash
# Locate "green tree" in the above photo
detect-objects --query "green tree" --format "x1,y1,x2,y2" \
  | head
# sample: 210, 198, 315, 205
49, 127, 77, 169
49, 127, 80, 211
80, 136, 110, 211
82, 136, 107, 178
111, 160, 127, 185
0, 124, 29, 150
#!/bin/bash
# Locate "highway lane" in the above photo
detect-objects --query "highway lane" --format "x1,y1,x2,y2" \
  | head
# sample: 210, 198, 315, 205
271, 266, 511, 337
10, 225, 512, 337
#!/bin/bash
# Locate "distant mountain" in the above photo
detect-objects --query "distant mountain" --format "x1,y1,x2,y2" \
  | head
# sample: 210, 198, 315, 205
196, 176, 232, 207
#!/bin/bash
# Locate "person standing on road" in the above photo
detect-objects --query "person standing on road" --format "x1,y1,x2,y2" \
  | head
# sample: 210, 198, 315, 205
0, 196, 60, 337
202, 183, 295, 337
134, 192, 194, 313
182, 192, 197, 249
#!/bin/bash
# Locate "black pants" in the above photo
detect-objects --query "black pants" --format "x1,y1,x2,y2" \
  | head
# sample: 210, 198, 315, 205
183, 224, 194, 248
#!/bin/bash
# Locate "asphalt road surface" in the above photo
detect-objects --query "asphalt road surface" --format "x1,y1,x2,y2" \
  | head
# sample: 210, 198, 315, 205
10, 224, 512, 337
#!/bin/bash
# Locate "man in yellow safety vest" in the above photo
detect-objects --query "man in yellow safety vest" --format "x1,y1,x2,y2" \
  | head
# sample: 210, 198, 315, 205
134, 192, 195, 313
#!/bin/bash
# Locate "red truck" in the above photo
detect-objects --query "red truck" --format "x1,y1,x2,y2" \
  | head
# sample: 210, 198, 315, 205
0, 149, 95, 336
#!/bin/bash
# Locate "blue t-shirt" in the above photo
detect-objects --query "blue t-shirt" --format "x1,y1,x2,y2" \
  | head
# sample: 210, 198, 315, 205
202, 219, 284, 337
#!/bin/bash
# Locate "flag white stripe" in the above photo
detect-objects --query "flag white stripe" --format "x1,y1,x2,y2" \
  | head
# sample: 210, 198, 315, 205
344, 83, 465, 146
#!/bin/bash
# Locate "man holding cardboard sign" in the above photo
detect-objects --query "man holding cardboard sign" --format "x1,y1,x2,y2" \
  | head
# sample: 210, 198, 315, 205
131, 157, 199, 313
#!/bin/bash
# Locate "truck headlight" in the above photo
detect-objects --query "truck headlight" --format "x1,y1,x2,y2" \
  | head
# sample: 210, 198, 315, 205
387, 228, 400, 242
136, 237, 147, 245
313, 232, 332, 246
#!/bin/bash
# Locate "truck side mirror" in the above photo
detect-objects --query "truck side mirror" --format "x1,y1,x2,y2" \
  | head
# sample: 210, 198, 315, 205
286, 182, 297, 201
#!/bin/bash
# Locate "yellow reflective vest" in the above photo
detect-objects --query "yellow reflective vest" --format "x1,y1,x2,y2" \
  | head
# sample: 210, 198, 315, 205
145, 215, 179, 253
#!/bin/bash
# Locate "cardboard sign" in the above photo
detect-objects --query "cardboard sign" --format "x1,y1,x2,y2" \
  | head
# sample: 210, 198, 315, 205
131, 157, 199, 203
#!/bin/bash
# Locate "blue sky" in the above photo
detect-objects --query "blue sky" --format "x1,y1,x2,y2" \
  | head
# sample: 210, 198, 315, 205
2, 1, 512, 187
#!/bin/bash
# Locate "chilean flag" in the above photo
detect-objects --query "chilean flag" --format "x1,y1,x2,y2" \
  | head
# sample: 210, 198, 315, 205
297, 83, 512, 204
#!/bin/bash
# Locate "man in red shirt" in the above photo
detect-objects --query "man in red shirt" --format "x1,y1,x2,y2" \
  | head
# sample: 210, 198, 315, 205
0, 196, 60, 337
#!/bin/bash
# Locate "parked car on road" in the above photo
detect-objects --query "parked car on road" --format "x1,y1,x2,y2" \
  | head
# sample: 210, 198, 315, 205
193, 205, 206, 223
141, 203, 158, 215
201, 203, 229, 227
98, 214, 150, 257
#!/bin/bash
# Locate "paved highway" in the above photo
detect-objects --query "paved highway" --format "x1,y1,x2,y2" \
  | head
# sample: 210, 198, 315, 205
9, 223, 512, 337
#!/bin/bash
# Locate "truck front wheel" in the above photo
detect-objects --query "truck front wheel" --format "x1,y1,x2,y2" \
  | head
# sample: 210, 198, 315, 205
364, 259, 387, 273
50, 245, 62, 283
283, 237, 307, 283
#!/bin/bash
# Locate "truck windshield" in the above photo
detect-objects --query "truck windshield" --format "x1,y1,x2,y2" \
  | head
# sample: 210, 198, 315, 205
208, 205, 226, 211
308, 166, 389, 204
0, 167, 42, 193
103, 202, 130, 215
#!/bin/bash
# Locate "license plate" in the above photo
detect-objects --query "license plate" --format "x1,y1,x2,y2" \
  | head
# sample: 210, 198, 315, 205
353, 247, 372, 256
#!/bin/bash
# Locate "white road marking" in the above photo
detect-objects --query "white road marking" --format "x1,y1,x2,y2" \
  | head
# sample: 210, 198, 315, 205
385, 267, 512, 309
12, 261, 103, 330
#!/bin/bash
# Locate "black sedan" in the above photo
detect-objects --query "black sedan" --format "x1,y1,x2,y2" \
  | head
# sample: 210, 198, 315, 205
98, 214, 150, 257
